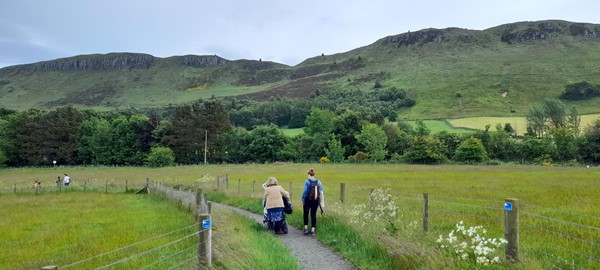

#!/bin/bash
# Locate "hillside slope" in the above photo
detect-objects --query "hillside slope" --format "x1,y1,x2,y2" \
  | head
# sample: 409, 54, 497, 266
1, 20, 600, 119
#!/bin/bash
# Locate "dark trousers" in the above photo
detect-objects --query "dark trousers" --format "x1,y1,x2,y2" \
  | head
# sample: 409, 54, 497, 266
303, 200, 319, 228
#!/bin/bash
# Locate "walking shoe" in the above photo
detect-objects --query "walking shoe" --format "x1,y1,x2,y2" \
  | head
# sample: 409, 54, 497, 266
310, 231, 316, 236
303, 229, 310, 235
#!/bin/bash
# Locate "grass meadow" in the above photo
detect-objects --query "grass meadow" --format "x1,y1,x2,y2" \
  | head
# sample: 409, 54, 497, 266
448, 113, 600, 135
0, 190, 299, 269
1, 164, 599, 269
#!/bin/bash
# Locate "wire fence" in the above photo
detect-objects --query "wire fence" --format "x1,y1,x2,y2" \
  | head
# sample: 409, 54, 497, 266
202, 175, 600, 269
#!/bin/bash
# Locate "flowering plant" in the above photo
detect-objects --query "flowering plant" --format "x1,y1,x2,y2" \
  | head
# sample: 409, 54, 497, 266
437, 221, 507, 265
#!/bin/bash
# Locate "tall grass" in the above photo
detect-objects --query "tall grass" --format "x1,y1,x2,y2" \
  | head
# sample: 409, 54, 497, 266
2, 164, 599, 269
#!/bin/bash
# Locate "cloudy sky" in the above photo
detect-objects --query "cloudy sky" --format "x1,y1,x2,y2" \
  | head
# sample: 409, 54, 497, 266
1, 0, 599, 68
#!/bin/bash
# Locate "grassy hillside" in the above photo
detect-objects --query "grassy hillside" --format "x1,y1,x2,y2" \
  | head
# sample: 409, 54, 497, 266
2, 20, 600, 119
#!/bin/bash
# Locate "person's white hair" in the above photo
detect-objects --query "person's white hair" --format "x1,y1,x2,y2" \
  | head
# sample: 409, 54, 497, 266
266, 176, 278, 186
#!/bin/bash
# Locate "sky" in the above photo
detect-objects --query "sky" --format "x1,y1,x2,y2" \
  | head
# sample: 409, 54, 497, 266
1, 0, 600, 68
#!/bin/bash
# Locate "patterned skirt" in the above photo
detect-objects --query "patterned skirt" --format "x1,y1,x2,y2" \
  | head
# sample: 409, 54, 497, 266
266, 207, 285, 222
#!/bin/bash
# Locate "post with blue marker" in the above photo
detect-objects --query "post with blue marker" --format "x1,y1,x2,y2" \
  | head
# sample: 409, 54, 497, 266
199, 213, 212, 268
504, 198, 519, 262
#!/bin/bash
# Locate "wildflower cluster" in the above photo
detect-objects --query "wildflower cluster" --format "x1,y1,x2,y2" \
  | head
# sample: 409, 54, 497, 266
347, 188, 399, 230
436, 221, 508, 265
195, 174, 214, 183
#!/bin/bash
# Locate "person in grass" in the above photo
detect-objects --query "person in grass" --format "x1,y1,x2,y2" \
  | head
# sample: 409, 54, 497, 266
301, 168, 324, 236
263, 177, 290, 233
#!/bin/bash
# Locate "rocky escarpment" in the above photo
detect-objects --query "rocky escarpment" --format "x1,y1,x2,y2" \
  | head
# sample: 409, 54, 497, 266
0, 53, 156, 74
0, 53, 229, 75
500, 22, 564, 44
385, 29, 446, 47
569, 23, 600, 39
500, 21, 600, 44
178, 55, 228, 67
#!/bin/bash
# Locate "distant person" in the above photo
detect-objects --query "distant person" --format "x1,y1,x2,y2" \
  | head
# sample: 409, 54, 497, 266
301, 168, 324, 236
63, 174, 71, 186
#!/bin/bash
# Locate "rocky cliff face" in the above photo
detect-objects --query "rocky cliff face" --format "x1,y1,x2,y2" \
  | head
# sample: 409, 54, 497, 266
385, 29, 446, 46
179, 55, 228, 67
0, 53, 229, 75
1, 53, 155, 74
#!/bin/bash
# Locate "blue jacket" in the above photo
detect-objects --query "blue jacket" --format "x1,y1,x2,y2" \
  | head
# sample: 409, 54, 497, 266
301, 177, 323, 202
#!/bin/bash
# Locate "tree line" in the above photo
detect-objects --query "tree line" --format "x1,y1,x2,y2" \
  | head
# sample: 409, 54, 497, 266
1, 98, 599, 167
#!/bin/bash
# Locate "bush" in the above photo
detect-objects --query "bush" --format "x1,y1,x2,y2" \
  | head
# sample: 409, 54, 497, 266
348, 151, 369, 162
453, 137, 488, 163
320, 156, 330, 163
145, 146, 175, 167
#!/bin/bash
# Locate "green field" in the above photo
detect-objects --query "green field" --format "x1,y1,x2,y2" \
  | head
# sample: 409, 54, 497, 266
448, 114, 600, 135
1, 164, 599, 269
405, 120, 475, 134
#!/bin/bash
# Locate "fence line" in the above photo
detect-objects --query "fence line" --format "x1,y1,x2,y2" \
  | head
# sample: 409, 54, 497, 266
138, 245, 198, 270
60, 222, 198, 269
95, 231, 201, 270
523, 211, 600, 232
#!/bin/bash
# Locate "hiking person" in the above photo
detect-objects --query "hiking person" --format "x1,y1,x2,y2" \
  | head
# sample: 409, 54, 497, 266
301, 168, 324, 236
263, 177, 290, 234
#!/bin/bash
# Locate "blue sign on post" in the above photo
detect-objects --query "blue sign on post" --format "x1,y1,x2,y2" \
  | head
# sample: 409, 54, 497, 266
504, 202, 513, 211
202, 219, 211, 229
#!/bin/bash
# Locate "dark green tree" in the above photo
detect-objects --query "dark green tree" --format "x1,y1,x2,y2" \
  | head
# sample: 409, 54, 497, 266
218, 127, 253, 163
15, 107, 83, 166
402, 136, 445, 164
332, 110, 363, 158
247, 124, 289, 163
579, 119, 600, 164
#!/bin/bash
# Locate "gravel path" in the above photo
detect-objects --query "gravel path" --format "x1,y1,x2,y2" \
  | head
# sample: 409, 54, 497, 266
212, 202, 357, 270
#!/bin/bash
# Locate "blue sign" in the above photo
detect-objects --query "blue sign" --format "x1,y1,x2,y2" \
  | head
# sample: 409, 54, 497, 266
202, 219, 211, 229
504, 202, 513, 211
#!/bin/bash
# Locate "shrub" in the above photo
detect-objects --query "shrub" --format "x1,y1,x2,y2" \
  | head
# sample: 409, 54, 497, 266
453, 137, 488, 163
320, 156, 330, 163
348, 151, 369, 162
145, 146, 175, 167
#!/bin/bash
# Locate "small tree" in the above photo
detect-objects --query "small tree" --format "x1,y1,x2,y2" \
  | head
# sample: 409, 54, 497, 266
146, 146, 175, 167
453, 137, 488, 163
325, 138, 344, 163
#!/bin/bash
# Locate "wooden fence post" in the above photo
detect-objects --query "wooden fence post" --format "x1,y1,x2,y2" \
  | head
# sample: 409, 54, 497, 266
504, 198, 520, 262
199, 213, 212, 268
369, 188, 375, 211
207, 202, 212, 215
423, 193, 429, 233
125, 179, 128, 192
340, 183, 346, 203
84, 179, 87, 192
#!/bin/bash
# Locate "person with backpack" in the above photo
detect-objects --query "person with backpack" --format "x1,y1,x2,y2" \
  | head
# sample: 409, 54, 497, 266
301, 168, 324, 236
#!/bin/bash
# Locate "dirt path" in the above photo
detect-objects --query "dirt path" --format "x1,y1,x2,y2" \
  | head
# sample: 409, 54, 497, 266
212, 202, 357, 270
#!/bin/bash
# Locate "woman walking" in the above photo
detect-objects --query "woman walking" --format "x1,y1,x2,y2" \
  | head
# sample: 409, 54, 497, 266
301, 168, 324, 236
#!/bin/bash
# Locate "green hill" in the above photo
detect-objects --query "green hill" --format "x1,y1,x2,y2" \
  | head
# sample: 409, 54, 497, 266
2, 20, 600, 119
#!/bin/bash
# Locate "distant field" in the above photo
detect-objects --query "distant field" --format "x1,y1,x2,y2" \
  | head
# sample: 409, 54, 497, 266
280, 127, 304, 137
404, 120, 474, 134
448, 114, 600, 135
